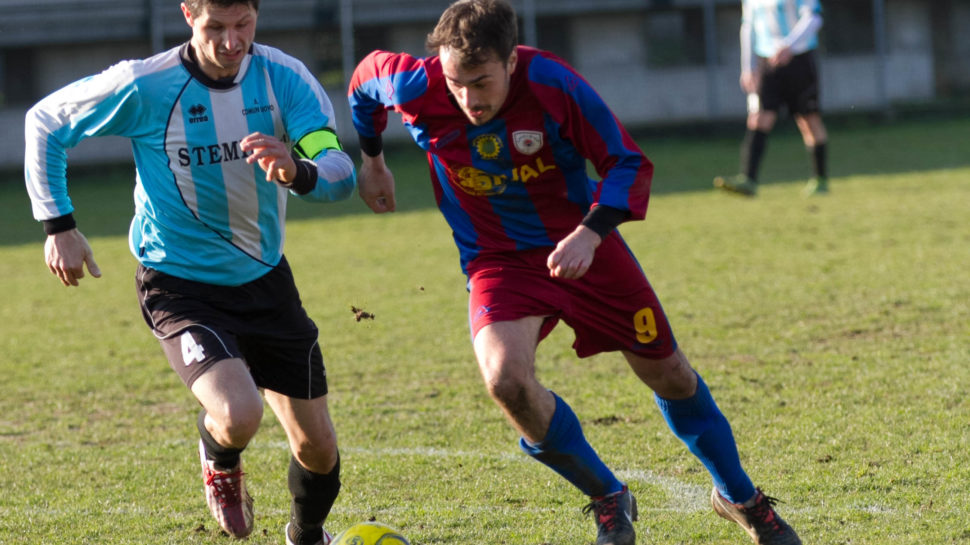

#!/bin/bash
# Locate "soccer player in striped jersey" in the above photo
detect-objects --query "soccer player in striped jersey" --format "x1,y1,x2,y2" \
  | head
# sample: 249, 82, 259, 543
348, 1, 801, 544
714, 0, 829, 197
24, 1, 354, 543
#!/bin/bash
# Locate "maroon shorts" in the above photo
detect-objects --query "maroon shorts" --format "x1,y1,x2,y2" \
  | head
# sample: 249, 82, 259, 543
466, 232, 677, 359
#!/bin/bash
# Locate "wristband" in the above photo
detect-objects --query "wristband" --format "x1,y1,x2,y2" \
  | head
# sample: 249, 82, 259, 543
358, 134, 383, 158
278, 157, 318, 195
43, 213, 77, 235
580, 205, 628, 239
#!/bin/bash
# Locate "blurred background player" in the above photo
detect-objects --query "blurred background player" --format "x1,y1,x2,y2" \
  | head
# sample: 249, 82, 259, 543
23, 1, 355, 543
348, 1, 802, 544
715, 0, 829, 197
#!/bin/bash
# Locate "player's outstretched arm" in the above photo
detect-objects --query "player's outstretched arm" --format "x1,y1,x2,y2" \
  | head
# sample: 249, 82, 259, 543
358, 152, 397, 213
44, 229, 101, 287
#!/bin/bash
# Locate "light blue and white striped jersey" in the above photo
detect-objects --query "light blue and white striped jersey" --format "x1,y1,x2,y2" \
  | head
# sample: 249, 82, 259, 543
742, 0, 823, 61
25, 43, 356, 286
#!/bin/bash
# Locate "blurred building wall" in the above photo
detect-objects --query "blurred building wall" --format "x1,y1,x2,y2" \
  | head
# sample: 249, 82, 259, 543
0, 0, 965, 169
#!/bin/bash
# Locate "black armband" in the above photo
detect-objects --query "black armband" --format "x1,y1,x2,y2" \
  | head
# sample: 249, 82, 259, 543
358, 133, 383, 158
580, 205, 628, 240
278, 156, 318, 195
43, 213, 77, 235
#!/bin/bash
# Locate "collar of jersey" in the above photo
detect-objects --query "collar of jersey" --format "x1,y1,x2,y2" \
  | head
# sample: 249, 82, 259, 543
179, 42, 253, 89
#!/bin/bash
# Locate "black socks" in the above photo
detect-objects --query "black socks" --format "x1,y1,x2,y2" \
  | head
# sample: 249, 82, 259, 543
288, 454, 341, 542
741, 129, 769, 182
809, 142, 827, 178
197, 409, 243, 470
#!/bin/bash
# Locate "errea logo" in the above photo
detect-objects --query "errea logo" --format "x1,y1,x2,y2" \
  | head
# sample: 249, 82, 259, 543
188, 104, 209, 124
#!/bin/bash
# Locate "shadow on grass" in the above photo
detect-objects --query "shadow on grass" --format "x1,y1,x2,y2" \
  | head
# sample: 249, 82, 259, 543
2, 114, 968, 247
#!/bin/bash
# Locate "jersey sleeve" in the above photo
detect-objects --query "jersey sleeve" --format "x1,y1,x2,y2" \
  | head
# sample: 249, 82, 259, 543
527, 53, 652, 221
783, 5, 823, 52
347, 50, 430, 151
24, 61, 146, 223
291, 130, 356, 203
740, 1, 756, 72
266, 47, 356, 203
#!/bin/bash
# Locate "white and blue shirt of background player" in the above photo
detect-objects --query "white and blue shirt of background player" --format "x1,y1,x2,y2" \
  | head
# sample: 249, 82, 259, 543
741, 0, 823, 73
25, 42, 356, 286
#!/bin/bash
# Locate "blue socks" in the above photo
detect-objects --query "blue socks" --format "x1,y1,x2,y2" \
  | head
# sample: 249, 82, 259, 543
654, 372, 756, 504
519, 392, 623, 498
519, 379, 756, 504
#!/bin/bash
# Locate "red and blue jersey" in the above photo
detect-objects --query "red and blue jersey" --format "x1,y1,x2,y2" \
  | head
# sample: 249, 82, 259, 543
348, 46, 652, 273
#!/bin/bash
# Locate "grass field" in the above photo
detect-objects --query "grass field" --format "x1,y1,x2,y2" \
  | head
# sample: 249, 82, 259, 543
1, 116, 968, 544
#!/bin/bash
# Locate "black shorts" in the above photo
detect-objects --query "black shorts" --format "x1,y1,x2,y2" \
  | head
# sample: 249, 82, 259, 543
757, 50, 820, 115
136, 256, 327, 399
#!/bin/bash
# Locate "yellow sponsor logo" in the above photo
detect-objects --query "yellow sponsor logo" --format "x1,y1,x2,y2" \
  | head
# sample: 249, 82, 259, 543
453, 157, 557, 196
512, 157, 555, 183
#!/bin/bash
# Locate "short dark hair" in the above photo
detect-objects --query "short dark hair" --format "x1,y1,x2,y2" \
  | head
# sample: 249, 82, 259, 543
426, 0, 518, 66
183, 0, 259, 13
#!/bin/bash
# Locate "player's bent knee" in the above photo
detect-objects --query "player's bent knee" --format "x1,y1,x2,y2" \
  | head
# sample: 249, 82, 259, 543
753, 111, 777, 131
625, 349, 696, 398
478, 354, 534, 393
292, 439, 339, 474
483, 375, 528, 407
209, 403, 263, 447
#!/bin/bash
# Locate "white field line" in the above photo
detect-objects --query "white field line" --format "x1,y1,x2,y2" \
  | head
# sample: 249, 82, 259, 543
159, 440, 896, 516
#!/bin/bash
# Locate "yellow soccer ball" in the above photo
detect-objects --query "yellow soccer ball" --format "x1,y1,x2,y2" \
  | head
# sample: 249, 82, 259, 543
331, 521, 410, 545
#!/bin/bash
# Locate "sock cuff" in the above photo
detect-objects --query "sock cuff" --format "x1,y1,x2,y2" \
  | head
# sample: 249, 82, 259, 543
653, 372, 715, 417
289, 452, 341, 480
197, 409, 243, 468
519, 391, 573, 454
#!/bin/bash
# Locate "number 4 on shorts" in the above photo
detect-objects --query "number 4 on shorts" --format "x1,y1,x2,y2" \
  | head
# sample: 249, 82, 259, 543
181, 331, 206, 366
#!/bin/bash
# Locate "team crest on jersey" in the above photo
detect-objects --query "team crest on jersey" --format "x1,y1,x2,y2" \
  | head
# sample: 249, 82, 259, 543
512, 131, 543, 155
472, 134, 503, 160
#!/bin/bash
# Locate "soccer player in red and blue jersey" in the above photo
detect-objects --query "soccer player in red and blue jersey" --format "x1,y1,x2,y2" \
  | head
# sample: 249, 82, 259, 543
348, 1, 801, 544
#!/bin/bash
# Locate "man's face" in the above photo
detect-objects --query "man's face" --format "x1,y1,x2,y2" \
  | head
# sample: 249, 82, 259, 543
439, 47, 516, 126
182, 2, 257, 80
